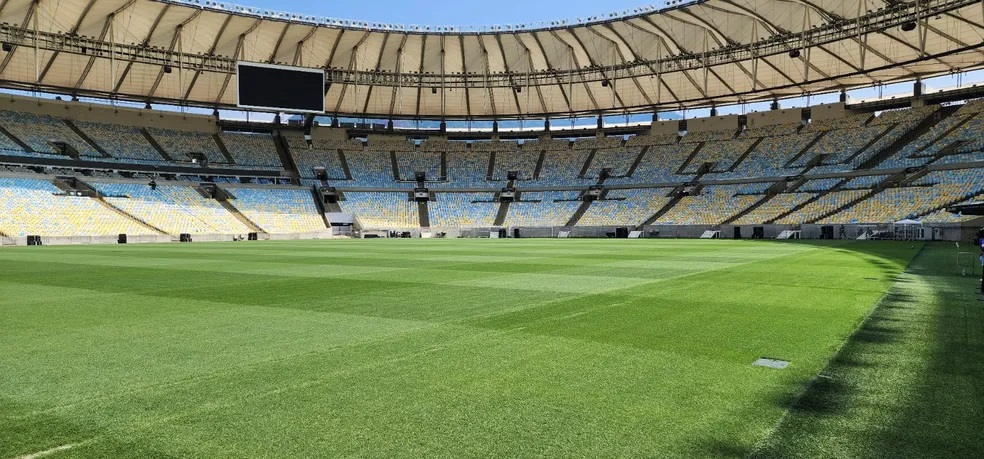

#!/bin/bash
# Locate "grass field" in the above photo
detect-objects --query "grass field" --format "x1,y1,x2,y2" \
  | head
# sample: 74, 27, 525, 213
0, 239, 978, 458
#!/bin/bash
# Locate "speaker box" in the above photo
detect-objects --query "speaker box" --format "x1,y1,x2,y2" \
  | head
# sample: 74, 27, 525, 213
118, 233, 127, 244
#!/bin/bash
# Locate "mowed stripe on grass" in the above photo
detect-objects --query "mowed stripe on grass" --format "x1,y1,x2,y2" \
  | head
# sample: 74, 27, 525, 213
0, 239, 918, 458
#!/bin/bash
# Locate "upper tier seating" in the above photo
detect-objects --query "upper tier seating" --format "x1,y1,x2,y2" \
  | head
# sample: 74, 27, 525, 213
396, 151, 442, 180
573, 136, 623, 150
218, 133, 282, 169
607, 143, 697, 185
0, 110, 101, 158
93, 182, 251, 235
74, 121, 166, 163
148, 128, 226, 163
724, 133, 818, 178
491, 149, 539, 181
440, 151, 491, 188
587, 148, 642, 178
346, 151, 402, 188
683, 139, 756, 173
287, 137, 349, 179
226, 188, 326, 233
537, 150, 594, 186
680, 129, 735, 144
0, 178, 155, 237
420, 140, 467, 152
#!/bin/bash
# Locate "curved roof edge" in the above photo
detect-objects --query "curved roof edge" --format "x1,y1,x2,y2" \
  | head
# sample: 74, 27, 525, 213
157, 0, 700, 34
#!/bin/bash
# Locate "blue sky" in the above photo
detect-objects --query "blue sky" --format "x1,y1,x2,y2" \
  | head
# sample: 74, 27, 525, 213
232, 0, 650, 27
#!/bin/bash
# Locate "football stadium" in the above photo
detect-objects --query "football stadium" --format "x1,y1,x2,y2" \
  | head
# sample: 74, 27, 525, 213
1, 0, 984, 457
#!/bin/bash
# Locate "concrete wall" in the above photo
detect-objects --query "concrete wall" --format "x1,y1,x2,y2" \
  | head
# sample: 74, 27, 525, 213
0, 93, 217, 132
746, 108, 803, 129
651, 120, 681, 136
810, 102, 847, 122
687, 114, 739, 133
310, 126, 350, 141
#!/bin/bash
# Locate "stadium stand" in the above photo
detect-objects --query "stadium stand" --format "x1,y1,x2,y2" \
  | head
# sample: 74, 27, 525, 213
656, 185, 761, 225
505, 192, 582, 227
341, 192, 419, 229
396, 151, 442, 181
148, 128, 227, 163
218, 132, 283, 169
428, 193, 498, 227
226, 188, 326, 233
0, 178, 156, 237
0, 110, 101, 158
74, 121, 167, 163
93, 182, 252, 235
577, 189, 674, 227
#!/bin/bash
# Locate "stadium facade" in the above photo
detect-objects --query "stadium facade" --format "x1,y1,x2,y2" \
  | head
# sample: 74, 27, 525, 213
0, 0, 982, 244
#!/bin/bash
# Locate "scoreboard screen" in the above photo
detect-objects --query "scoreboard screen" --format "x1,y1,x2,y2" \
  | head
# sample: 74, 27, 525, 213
237, 62, 325, 113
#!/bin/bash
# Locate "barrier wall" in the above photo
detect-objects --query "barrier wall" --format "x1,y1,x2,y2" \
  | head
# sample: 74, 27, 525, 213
0, 93, 217, 133
745, 108, 803, 128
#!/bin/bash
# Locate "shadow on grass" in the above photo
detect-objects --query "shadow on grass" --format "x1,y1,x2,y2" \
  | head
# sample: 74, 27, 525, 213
746, 242, 984, 458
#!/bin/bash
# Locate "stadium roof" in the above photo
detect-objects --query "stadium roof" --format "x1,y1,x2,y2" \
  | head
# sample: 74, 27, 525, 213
0, 0, 981, 119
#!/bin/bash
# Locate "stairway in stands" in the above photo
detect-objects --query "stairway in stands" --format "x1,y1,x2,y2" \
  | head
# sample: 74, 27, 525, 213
141, 129, 176, 162
723, 179, 787, 224
273, 131, 302, 184
418, 201, 430, 228
638, 187, 688, 228
211, 134, 237, 165
63, 120, 111, 158
676, 142, 706, 175
56, 177, 168, 235
218, 199, 267, 234
858, 107, 954, 169
493, 202, 510, 226
565, 199, 593, 227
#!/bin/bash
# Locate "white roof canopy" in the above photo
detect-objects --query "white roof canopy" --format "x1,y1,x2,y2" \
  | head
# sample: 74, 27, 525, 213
0, 0, 981, 118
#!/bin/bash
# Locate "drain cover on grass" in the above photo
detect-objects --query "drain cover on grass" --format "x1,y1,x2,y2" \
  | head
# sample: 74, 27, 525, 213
753, 358, 790, 369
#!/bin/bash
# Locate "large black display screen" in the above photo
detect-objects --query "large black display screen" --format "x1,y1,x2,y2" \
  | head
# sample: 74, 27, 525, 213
237, 63, 325, 113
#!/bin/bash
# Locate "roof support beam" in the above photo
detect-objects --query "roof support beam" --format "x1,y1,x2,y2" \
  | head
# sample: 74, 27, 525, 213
148, 9, 207, 100
333, 30, 371, 114
212, 19, 263, 105
387, 34, 409, 117
267, 22, 291, 64
0, 0, 38, 77
37, 0, 103, 85
361, 32, 391, 114
112, 3, 173, 94
530, 33, 571, 114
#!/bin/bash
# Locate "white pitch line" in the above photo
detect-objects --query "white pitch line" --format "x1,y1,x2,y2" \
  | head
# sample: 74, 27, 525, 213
13, 439, 96, 459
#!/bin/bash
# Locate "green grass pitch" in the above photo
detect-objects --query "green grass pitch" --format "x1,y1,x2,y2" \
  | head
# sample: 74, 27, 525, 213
0, 239, 980, 458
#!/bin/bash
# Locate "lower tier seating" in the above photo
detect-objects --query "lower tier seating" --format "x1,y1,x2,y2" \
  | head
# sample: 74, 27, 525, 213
93, 182, 251, 235
341, 192, 419, 229
227, 188, 327, 234
0, 178, 156, 237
